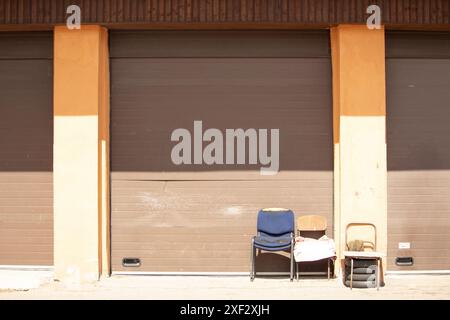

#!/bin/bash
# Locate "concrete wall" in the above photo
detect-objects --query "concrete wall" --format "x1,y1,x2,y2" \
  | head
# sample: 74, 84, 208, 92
53, 25, 109, 282
331, 25, 387, 272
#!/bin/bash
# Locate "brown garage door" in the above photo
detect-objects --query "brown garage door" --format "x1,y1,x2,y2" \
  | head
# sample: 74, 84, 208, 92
110, 31, 333, 272
0, 33, 53, 266
387, 32, 450, 271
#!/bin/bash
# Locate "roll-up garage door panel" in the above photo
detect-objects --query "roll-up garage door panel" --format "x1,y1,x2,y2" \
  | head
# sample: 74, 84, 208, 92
111, 31, 333, 272
0, 33, 53, 266
112, 179, 332, 271
111, 58, 332, 179
387, 32, 450, 271
109, 31, 331, 58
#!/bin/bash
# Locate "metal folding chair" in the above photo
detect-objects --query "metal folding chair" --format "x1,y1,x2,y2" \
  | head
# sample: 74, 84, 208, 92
343, 223, 385, 290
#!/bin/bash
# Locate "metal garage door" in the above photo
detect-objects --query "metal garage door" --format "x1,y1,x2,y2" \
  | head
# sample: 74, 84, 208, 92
387, 32, 450, 271
0, 33, 53, 266
110, 31, 333, 272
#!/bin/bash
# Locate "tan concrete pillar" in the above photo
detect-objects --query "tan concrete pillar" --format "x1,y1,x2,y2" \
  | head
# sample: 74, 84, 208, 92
53, 25, 110, 282
331, 25, 387, 274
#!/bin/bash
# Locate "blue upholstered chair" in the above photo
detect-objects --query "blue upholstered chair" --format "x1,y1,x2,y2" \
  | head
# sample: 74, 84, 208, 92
250, 208, 295, 281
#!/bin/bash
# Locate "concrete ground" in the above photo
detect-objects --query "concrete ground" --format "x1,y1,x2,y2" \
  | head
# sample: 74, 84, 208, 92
1, 270, 450, 300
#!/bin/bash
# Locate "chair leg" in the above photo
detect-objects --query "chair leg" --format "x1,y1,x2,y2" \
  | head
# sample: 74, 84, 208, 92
250, 239, 255, 281
350, 258, 354, 290
377, 258, 381, 291
296, 262, 299, 282
327, 258, 330, 281
290, 242, 294, 282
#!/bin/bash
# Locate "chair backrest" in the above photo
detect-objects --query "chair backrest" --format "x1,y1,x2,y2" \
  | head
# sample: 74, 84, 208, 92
297, 215, 327, 232
345, 223, 378, 251
257, 209, 294, 236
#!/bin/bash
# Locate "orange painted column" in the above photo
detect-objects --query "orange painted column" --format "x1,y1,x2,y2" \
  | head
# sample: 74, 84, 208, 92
53, 25, 110, 282
331, 25, 388, 274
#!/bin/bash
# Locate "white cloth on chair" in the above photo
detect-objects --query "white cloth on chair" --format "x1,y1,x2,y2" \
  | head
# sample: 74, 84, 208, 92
294, 235, 336, 262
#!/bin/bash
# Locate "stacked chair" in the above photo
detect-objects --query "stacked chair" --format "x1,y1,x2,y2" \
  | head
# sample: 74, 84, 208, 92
343, 223, 385, 290
344, 259, 379, 288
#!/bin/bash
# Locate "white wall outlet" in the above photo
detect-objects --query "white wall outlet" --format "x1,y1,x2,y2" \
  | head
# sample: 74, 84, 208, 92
398, 242, 411, 249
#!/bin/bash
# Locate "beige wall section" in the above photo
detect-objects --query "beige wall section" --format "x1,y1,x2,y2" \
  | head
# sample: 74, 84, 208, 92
331, 25, 387, 274
330, 27, 341, 276
54, 26, 110, 282
98, 27, 111, 277
54, 116, 99, 282
340, 116, 387, 252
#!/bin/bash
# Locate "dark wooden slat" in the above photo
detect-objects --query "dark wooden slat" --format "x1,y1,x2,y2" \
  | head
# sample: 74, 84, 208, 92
212, 0, 218, 21
173, 0, 179, 23
5, 0, 11, 23
10, 0, 17, 23
0, 2, 3, 24
123, 0, 129, 22
411, 0, 418, 23
165, 0, 171, 22
134, 0, 142, 22
239, 0, 245, 22
282, 0, 289, 22
192, 0, 199, 22
55, 0, 63, 23
2, 0, 448, 26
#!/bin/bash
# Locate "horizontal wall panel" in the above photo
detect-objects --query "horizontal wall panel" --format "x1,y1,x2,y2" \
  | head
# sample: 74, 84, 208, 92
111, 57, 332, 176
112, 180, 333, 272
0, 32, 53, 59
386, 32, 450, 58
0, 0, 449, 27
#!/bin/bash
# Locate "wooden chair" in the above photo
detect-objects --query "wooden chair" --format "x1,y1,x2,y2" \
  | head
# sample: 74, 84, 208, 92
297, 215, 327, 233
296, 215, 334, 280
